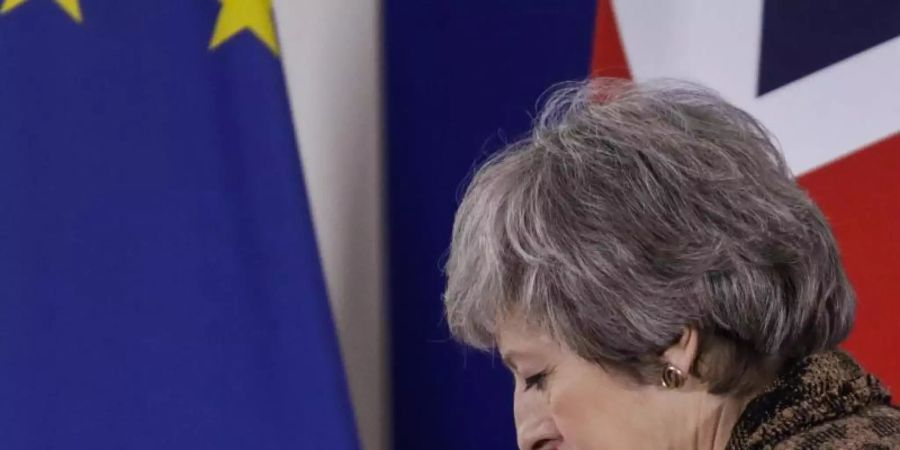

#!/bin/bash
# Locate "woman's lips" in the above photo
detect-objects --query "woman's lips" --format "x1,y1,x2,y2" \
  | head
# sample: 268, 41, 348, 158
534, 438, 566, 450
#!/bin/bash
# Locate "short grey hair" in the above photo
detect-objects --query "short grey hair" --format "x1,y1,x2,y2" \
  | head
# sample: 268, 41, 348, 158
443, 78, 855, 394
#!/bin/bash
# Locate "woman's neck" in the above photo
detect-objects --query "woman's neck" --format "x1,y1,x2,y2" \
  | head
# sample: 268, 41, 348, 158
691, 391, 754, 450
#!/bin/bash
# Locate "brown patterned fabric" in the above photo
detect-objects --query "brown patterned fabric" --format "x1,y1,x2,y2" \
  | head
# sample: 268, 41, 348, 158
727, 351, 900, 450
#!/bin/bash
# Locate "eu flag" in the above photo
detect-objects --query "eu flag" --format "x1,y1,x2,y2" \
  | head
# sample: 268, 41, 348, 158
0, 1, 359, 449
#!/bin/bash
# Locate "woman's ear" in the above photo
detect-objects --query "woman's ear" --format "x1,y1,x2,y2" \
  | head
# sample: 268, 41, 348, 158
662, 327, 700, 376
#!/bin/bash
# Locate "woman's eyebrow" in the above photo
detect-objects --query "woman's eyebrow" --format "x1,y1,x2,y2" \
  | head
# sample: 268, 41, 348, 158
501, 351, 523, 371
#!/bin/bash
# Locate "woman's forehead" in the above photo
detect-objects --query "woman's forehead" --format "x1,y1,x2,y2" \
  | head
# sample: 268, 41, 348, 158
496, 315, 558, 353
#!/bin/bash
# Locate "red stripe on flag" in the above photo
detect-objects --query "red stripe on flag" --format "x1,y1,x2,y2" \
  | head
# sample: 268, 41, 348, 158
799, 133, 900, 392
590, 0, 631, 79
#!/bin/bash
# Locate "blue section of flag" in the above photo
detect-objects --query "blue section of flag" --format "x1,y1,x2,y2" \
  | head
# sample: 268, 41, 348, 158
758, 0, 900, 95
385, 1, 597, 448
0, 2, 358, 449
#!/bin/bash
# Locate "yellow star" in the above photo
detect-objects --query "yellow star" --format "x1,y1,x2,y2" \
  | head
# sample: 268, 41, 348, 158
0, 0, 83, 22
209, 0, 280, 55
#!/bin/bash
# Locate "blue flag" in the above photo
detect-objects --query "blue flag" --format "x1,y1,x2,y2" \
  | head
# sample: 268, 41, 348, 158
0, 2, 359, 449
385, 1, 597, 448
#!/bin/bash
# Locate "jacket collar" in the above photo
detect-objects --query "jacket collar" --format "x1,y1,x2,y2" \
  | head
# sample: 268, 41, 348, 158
727, 351, 892, 450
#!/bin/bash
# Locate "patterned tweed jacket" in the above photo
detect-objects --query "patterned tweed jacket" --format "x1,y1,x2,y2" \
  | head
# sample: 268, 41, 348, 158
727, 351, 900, 450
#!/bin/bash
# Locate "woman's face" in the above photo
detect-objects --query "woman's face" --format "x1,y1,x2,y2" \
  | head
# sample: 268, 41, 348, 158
497, 316, 690, 450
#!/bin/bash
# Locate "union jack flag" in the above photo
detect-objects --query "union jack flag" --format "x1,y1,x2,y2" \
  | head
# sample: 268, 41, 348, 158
594, 0, 900, 391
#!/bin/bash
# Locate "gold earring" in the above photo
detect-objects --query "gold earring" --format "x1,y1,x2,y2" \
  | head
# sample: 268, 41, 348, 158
661, 364, 685, 389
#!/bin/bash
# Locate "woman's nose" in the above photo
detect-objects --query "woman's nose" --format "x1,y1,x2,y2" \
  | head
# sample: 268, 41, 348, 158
514, 391, 557, 449
514, 387, 542, 424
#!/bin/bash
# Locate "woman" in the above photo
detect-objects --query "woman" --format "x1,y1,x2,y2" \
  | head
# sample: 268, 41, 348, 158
443, 78, 900, 450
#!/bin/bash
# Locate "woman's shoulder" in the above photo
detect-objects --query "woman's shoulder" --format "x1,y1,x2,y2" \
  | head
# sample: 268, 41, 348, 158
729, 351, 898, 450
774, 404, 900, 450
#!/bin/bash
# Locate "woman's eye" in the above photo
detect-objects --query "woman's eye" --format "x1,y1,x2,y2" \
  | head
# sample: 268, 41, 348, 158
524, 371, 547, 391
